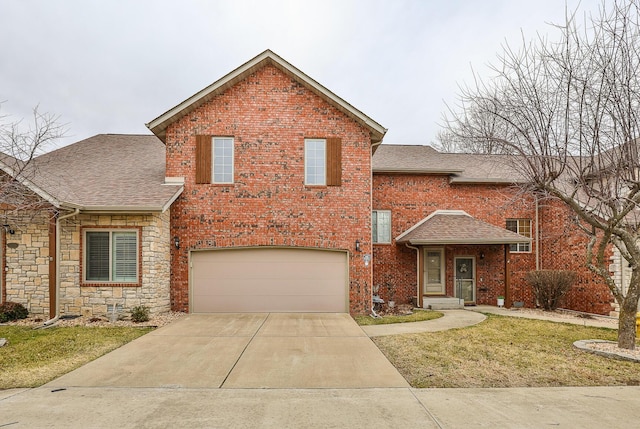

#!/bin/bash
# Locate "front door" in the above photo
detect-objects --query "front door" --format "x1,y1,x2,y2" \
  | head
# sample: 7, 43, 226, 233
454, 257, 475, 304
424, 248, 445, 295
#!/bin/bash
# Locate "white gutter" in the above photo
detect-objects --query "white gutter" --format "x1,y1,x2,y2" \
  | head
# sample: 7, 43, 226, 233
43, 208, 80, 326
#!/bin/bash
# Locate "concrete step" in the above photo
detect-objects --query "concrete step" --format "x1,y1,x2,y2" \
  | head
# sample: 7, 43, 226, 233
423, 297, 464, 310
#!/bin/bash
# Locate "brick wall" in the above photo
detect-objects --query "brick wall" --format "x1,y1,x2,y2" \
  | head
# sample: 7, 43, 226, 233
372, 174, 537, 306
165, 64, 373, 314
537, 199, 614, 314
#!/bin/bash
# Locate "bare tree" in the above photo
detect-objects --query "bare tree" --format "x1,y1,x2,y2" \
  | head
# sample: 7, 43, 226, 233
0, 105, 66, 224
444, 0, 640, 349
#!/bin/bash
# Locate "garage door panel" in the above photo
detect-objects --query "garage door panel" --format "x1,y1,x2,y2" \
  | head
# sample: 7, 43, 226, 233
191, 248, 348, 313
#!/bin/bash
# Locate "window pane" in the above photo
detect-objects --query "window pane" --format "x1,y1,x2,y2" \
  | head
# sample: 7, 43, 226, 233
373, 210, 391, 243
305, 139, 326, 185
213, 138, 233, 183
112, 232, 137, 282
86, 232, 110, 281
506, 219, 531, 252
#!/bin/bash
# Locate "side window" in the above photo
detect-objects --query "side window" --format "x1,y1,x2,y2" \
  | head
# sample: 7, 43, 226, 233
373, 210, 392, 244
212, 137, 234, 184
506, 219, 531, 252
304, 137, 342, 186
84, 230, 139, 283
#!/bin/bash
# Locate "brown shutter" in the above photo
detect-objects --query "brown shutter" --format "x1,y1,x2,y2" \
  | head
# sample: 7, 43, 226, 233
326, 137, 342, 186
195, 135, 212, 184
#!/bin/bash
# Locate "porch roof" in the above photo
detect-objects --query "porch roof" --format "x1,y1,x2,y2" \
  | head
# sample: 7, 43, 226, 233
395, 210, 532, 245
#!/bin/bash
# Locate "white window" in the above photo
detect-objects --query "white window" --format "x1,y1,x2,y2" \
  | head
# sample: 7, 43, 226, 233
506, 219, 531, 252
373, 210, 392, 244
85, 230, 138, 283
213, 137, 234, 184
305, 138, 326, 185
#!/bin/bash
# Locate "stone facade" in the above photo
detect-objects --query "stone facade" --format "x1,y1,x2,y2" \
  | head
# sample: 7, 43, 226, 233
57, 212, 171, 317
2, 210, 171, 318
165, 64, 374, 314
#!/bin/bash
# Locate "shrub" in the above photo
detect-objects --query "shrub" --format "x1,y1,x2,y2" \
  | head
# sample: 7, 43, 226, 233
130, 305, 150, 323
0, 301, 29, 323
525, 270, 576, 311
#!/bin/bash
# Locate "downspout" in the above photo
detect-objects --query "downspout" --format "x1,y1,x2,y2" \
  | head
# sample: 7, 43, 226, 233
535, 195, 540, 270
44, 208, 80, 326
405, 243, 420, 308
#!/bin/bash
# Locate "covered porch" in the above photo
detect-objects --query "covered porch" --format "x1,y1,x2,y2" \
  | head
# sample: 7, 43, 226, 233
395, 210, 532, 309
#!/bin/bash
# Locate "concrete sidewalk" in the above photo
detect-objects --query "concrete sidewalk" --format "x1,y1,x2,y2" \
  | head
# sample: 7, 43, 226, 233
361, 309, 486, 337
2, 385, 640, 428
469, 305, 619, 329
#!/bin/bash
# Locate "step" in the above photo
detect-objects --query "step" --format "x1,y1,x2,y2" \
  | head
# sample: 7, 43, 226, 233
423, 297, 464, 310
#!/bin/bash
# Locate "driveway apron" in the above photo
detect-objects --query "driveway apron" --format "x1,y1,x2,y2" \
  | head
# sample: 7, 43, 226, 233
46, 313, 408, 389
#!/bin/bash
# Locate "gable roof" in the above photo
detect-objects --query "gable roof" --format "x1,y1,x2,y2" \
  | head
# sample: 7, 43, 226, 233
396, 210, 531, 245
19, 134, 183, 212
146, 49, 387, 144
372, 144, 525, 184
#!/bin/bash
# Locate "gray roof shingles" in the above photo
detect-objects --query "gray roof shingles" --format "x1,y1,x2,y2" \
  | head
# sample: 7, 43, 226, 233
30, 134, 182, 211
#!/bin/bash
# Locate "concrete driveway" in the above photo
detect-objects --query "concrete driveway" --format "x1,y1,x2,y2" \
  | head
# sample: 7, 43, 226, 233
46, 313, 408, 389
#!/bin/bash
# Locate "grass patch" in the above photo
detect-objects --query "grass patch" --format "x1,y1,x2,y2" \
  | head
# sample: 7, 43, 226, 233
373, 313, 640, 388
0, 325, 152, 389
354, 310, 443, 326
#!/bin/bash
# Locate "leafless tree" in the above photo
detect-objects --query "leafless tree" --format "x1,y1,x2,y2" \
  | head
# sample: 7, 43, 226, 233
444, 0, 640, 349
0, 105, 65, 225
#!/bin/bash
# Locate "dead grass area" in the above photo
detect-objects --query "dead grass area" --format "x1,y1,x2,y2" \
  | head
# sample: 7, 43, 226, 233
0, 325, 152, 389
373, 314, 640, 388
354, 309, 443, 326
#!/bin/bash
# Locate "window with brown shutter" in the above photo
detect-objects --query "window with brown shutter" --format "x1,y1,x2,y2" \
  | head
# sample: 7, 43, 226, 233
326, 137, 342, 186
195, 135, 212, 184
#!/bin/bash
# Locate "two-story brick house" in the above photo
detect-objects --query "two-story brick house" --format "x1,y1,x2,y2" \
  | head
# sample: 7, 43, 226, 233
0, 50, 615, 319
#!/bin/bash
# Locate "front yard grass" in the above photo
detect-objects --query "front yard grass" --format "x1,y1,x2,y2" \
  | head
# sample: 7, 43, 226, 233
0, 325, 152, 389
354, 309, 443, 326
373, 313, 640, 388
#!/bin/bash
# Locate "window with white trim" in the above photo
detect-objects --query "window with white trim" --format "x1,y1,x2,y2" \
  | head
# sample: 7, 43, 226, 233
85, 230, 138, 282
304, 138, 326, 185
373, 210, 392, 244
506, 219, 531, 252
213, 137, 234, 184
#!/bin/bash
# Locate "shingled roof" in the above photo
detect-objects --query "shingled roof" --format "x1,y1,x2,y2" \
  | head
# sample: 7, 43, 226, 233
17, 134, 183, 212
396, 210, 531, 245
372, 144, 526, 183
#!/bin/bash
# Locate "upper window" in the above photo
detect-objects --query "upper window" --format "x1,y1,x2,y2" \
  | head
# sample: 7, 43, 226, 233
84, 230, 139, 283
213, 137, 234, 184
373, 210, 392, 244
305, 138, 326, 185
506, 219, 531, 252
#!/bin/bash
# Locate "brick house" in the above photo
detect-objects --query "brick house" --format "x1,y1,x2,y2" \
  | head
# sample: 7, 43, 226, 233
0, 50, 616, 319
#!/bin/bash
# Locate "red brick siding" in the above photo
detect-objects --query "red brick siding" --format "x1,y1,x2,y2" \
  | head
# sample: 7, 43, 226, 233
165, 64, 373, 314
372, 174, 536, 306
537, 199, 614, 314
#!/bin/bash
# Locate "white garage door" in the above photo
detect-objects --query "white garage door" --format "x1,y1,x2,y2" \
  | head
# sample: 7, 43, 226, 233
191, 248, 348, 313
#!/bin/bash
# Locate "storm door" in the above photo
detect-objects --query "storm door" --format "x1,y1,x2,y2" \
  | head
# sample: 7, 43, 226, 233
454, 257, 475, 304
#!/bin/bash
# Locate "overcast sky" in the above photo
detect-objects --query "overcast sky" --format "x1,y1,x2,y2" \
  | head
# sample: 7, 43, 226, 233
0, 0, 603, 149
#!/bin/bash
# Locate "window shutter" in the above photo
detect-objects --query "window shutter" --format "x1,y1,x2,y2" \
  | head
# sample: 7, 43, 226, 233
195, 135, 212, 184
326, 137, 342, 186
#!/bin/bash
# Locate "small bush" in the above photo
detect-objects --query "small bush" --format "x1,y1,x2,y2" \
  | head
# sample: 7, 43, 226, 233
130, 305, 150, 323
525, 270, 576, 311
0, 301, 29, 323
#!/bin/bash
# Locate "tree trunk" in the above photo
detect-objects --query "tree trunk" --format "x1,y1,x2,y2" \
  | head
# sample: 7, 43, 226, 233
618, 274, 640, 350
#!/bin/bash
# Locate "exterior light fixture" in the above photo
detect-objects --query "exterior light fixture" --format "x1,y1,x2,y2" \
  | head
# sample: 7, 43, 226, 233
355, 239, 361, 252
174, 236, 180, 249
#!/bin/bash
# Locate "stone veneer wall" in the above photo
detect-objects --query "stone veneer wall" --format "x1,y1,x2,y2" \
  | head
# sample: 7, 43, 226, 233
57, 211, 171, 317
4, 211, 52, 315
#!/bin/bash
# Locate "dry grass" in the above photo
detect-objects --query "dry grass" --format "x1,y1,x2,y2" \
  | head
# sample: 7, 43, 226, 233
0, 325, 152, 389
354, 310, 443, 326
373, 314, 640, 388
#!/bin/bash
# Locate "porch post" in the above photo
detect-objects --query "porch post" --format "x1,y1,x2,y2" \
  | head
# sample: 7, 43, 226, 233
504, 244, 511, 308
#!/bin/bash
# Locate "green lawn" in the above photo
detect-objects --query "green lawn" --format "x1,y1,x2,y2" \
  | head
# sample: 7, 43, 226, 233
372, 314, 640, 388
0, 325, 152, 389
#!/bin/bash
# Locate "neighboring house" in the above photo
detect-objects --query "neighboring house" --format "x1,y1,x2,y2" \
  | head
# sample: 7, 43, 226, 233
0, 50, 617, 319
